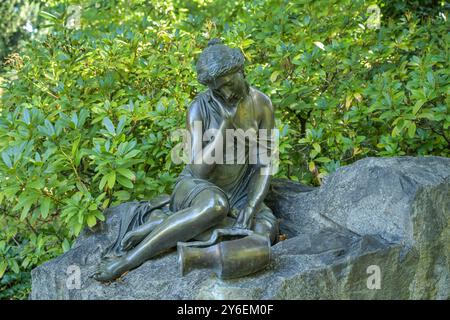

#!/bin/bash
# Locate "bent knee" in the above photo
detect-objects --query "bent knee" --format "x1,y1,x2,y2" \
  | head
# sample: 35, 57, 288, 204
194, 190, 229, 220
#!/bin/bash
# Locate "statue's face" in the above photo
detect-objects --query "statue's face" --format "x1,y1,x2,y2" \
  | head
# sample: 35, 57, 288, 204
209, 71, 247, 106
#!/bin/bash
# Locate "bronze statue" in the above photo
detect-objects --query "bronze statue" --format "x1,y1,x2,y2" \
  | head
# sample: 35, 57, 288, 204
93, 39, 279, 282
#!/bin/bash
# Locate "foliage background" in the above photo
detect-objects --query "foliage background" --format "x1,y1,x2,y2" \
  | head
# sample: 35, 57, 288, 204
0, 0, 448, 299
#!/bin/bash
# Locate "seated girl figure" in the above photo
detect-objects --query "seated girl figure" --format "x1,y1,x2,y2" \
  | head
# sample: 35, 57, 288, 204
94, 39, 279, 282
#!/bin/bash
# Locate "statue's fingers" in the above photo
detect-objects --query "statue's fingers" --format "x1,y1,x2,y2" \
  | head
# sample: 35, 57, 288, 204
120, 240, 130, 250
121, 235, 131, 247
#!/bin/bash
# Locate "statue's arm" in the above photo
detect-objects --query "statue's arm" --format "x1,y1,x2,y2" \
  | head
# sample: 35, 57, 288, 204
235, 94, 275, 228
247, 94, 275, 209
187, 101, 230, 179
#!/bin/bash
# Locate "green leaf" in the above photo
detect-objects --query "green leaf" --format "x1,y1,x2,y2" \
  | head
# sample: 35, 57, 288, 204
78, 209, 84, 224
412, 100, 425, 116
309, 149, 319, 159
117, 175, 133, 188
102, 198, 110, 209
28, 179, 44, 190
1, 152, 12, 168
99, 175, 108, 191
62, 239, 71, 252
0, 261, 7, 278
10, 259, 20, 274
107, 171, 116, 189
391, 125, 400, 137
40, 198, 52, 219
270, 71, 280, 83
20, 201, 33, 221
124, 149, 140, 159
39, 10, 59, 22
73, 222, 83, 236
95, 192, 107, 202
114, 190, 131, 201
308, 161, 316, 172
22, 257, 31, 268
95, 211, 106, 221
117, 168, 135, 180
407, 122, 417, 138
44, 119, 55, 136
426, 71, 435, 86
315, 157, 331, 163
76, 181, 88, 193
116, 116, 127, 135
102, 117, 115, 135
86, 215, 97, 228
22, 108, 31, 124
72, 136, 81, 157
313, 143, 321, 153
417, 112, 436, 121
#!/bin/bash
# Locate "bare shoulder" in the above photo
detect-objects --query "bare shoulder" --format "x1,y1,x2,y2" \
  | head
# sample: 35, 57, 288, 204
186, 92, 206, 124
250, 87, 274, 116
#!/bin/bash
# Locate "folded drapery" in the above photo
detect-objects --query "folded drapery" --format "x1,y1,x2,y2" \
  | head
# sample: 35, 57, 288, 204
102, 194, 171, 258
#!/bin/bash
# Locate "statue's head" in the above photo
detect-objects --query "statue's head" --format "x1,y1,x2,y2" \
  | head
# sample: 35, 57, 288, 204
196, 39, 248, 105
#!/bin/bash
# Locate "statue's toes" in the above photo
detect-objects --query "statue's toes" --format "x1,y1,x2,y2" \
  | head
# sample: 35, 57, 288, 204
93, 271, 109, 282
90, 268, 104, 281
91, 260, 112, 281
92, 265, 114, 282
92, 258, 125, 282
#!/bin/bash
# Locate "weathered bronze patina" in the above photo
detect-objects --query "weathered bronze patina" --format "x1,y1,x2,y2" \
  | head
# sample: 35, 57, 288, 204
93, 39, 279, 282
178, 228, 271, 279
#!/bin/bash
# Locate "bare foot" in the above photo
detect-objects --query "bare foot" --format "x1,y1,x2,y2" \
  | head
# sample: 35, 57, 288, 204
93, 256, 130, 282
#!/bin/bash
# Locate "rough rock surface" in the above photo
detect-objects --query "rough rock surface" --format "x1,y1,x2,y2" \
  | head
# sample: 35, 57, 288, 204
30, 156, 450, 299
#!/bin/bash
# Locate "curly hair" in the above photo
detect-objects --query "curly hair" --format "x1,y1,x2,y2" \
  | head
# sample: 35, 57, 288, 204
196, 39, 245, 86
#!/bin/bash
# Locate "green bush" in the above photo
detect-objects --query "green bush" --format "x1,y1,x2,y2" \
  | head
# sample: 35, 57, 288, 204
0, 0, 448, 298
0, 0, 40, 66
201, 0, 449, 183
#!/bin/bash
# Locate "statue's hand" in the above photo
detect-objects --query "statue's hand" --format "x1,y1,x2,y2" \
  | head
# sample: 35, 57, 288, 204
220, 97, 243, 127
120, 230, 143, 251
221, 106, 237, 127
233, 206, 254, 230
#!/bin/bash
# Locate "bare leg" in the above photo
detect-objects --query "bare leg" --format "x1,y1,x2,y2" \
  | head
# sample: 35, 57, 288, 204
120, 210, 167, 251
94, 190, 229, 282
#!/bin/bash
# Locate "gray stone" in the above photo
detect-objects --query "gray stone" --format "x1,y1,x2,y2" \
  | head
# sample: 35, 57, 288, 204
30, 156, 450, 299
